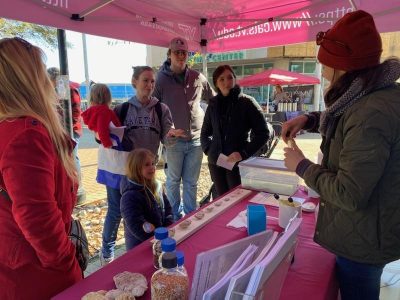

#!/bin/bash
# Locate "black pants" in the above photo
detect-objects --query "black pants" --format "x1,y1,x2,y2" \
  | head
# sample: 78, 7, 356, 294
208, 163, 241, 198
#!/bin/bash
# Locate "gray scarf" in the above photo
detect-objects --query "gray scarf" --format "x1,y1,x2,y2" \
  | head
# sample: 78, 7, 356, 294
319, 59, 400, 135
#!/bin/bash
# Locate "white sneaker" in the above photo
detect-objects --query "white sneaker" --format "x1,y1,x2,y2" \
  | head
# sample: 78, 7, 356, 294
99, 251, 113, 266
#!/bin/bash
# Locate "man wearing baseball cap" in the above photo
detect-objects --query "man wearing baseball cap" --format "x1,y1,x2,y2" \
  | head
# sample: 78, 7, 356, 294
154, 37, 215, 221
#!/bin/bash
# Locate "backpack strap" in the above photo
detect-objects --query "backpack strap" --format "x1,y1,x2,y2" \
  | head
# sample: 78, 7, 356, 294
154, 101, 163, 139
118, 101, 130, 125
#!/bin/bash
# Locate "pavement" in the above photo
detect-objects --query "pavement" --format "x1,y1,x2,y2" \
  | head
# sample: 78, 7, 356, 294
77, 128, 323, 276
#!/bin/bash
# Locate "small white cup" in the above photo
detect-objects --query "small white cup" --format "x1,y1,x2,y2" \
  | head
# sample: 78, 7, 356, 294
279, 200, 302, 228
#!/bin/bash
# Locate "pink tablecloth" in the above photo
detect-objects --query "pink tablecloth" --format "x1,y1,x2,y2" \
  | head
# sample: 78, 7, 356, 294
54, 188, 338, 300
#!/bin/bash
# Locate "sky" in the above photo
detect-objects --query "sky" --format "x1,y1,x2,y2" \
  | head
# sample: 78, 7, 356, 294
41, 30, 147, 84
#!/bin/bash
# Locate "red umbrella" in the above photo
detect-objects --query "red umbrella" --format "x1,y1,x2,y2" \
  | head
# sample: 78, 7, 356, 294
239, 68, 320, 87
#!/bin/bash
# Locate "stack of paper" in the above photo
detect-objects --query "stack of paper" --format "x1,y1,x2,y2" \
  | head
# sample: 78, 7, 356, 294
242, 218, 302, 299
224, 231, 279, 299
190, 231, 275, 300
202, 244, 258, 300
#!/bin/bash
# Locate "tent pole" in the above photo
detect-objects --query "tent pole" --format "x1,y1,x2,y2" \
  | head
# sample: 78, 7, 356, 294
57, 29, 73, 138
267, 84, 270, 113
202, 52, 208, 78
80, 0, 115, 18
82, 33, 91, 102
348, 0, 357, 10
200, 18, 208, 78
314, 60, 322, 112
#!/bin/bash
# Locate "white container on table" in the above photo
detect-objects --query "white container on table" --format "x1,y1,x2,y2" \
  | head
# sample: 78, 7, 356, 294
238, 158, 300, 195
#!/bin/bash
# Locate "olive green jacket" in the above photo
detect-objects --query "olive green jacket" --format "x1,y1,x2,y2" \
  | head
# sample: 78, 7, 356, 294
304, 84, 400, 264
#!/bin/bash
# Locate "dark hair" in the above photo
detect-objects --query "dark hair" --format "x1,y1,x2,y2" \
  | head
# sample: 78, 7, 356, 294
325, 58, 400, 107
131, 66, 154, 88
212, 65, 236, 93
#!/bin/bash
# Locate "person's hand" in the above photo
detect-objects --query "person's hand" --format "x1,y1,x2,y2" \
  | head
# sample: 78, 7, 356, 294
281, 115, 308, 144
284, 139, 306, 172
166, 128, 187, 138
227, 152, 242, 163
142, 222, 155, 233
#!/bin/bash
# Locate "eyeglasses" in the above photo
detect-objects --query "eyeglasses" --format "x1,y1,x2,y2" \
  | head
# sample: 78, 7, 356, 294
316, 31, 352, 54
0, 37, 33, 50
173, 50, 188, 56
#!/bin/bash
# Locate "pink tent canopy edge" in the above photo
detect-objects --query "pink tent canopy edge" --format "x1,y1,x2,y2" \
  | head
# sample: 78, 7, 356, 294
0, 0, 399, 53
238, 68, 320, 87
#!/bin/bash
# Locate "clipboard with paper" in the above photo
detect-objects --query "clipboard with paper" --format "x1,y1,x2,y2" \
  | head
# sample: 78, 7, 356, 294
228, 218, 302, 300
190, 230, 276, 300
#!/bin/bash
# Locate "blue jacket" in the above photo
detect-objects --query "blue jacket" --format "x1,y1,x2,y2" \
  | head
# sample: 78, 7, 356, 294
120, 176, 173, 249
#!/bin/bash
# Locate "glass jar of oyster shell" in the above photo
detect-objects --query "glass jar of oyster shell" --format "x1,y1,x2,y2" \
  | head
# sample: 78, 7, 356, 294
152, 227, 168, 269
151, 252, 189, 300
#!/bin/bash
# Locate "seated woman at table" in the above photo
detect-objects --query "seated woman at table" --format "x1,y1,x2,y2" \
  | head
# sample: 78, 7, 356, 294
120, 148, 173, 250
201, 65, 269, 198
282, 10, 400, 300
0, 37, 82, 299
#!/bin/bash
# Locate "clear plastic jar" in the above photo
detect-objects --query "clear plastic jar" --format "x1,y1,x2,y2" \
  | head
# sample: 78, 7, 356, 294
152, 227, 168, 269
151, 252, 189, 300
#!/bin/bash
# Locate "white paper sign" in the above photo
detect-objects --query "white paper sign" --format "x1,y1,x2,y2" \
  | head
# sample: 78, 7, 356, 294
216, 153, 235, 171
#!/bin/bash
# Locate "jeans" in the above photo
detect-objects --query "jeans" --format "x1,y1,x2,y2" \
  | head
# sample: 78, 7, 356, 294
165, 139, 203, 221
101, 186, 122, 259
336, 256, 385, 300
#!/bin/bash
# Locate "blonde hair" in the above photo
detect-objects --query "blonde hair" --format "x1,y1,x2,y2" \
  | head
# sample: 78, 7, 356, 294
0, 37, 77, 180
90, 83, 112, 105
126, 148, 159, 205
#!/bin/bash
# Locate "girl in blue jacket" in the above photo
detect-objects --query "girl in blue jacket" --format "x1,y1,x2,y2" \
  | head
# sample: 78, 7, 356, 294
120, 148, 173, 250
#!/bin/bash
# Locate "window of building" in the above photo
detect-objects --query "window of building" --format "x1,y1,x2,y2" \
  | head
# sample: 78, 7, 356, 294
289, 62, 304, 73
243, 64, 264, 75
232, 65, 243, 76
264, 63, 274, 70
304, 62, 316, 74
207, 67, 216, 83
289, 61, 316, 74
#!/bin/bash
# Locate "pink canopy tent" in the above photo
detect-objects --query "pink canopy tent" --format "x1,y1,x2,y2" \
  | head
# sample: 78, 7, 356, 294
238, 68, 320, 109
239, 68, 320, 87
0, 0, 400, 53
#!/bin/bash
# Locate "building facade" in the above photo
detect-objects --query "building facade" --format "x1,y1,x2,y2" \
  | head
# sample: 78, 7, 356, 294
146, 32, 400, 111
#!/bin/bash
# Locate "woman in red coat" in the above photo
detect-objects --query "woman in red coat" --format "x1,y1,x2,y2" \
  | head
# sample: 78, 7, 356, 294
0, 37, 82, 299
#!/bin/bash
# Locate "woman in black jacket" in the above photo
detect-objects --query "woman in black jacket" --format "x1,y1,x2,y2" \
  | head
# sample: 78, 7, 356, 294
201, 65, 269, 197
